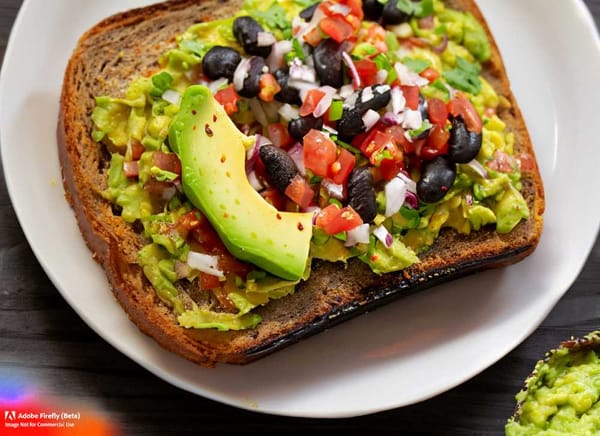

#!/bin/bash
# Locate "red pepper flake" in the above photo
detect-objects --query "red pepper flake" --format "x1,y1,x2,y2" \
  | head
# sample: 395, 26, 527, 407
441, 185, 448, 192
192, 125, 197, 131
205, 123, 213, 137
276, 213, 282, 220
213, 114, 217, 122
223, 213, 229, 218
370, 254, 379, 262
297, 222, 304, 231
192, 109, 197, 115
220, 154, 226, 163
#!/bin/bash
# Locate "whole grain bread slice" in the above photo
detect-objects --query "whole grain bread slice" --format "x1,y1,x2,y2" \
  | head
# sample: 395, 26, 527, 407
58, 0, 545, 367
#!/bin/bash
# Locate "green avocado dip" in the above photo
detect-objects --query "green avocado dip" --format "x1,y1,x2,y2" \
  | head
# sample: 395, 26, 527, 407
91, 0, 532, 331
506, 332, 600, 436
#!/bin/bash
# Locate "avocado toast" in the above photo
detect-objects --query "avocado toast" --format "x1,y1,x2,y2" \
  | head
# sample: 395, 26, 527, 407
58, 0, 544, 366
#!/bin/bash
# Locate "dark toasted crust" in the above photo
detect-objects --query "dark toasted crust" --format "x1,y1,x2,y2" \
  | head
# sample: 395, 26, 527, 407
58, 0, 544, 367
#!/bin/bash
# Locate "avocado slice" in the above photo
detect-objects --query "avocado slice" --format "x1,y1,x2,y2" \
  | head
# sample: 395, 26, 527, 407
169, 85, 313, 281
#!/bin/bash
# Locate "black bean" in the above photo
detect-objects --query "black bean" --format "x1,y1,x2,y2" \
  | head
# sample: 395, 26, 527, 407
347, 167, 377, 223
418, 95, 428, 121
382, 0, 412, 25
288, 116, 323, 141
448, 116, 483, 163
233, 16, 272, 57
363, 0, 384, 21
313, 39, 344, 88
259, 145, 299, 192
337, 86, 391, 140
417, 156, 456, 203
201, 46, 241, 81
273, 69, 302, 105
355, 85, 391, 113
337, 108, 366, 140
238, 56, 266, 98
300, 2, 320, 20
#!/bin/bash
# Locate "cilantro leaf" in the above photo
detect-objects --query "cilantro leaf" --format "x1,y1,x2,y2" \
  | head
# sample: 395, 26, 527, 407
378, 0, 433, 18
443, 57, 482, 95
150, 72, 173, 99
409, 119, 432, 139
402, 57, 430, 73
179, 39, 209, 57
293, 0, 319, 7
253, 2, 292, 37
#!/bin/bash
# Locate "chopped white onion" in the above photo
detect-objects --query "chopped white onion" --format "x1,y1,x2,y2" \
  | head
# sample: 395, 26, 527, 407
247, 170, 264, 191
161, 89, 181, 105
376, 69, 388, 84
288, 79, 319, 100
287, 143, 306, 175
322, 178, 345, 200
394, 62, 429, 87
207, 77, 228, 94
339, 84, 355, 99
248, 98, 268, 126
278, 103, 300, 121
289, 60, 316, 82
362, 109, 381, 131
391, 86, 406, 114
385, 177, 407, 217
257, 31, 276, 47
402, 109, 423, 130
345, 223, 370, 247
322, 124, 338, 135
233, 57, 251, 91
267, 40, 293, 72
342, 51, 361, 89
373, 225, 393, 248
330, 3, 351, 15
396, 171, 417, 194
361, 86, 374, 103
187, 252, 225, 278
389, 23, 413, 38
466, 158, 489, 179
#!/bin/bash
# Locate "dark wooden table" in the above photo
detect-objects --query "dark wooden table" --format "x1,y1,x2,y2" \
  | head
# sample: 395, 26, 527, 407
1, 1, 599, 434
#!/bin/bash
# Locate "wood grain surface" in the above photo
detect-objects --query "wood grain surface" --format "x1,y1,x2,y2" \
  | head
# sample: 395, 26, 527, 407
1, 1, 599, 434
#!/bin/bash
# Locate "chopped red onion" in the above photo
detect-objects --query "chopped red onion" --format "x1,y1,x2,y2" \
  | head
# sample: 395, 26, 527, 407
161, 89, 181, 105
233, 58, 251, 91
391, 86, 406, 114
278, 103, 300, 121
187, 252, 225, 278
322, 178, 345, 200
248, 98, 268, 126
313, 86, 336, 117
385, 176, 408, 217
373, 225, 393, 248
257, 31, 276, 47
404, 191, 418, 209
396, 171, 417, 194
362, 109, 381, 131
418, 15, 434, 29
465, 194, 473, 206
345, 223, 370, 247
267, 40, 293, 71
123, 161, 139, 178
432, 35, 449, 54
394, 62, 428, 87
381, 111, 402, 126
247, 170, 263, 191
307, 206, 321, 224
287, 143, 306, 175
466, 158, 489, 179
342, 51, 361, 89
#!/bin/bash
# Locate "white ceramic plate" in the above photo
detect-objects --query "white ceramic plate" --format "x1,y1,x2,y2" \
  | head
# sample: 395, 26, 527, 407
1, 0, 599, 418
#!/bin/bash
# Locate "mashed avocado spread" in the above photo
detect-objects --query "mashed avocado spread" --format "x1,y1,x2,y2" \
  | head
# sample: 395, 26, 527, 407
92, 0, 531, 330
506, 332, 600, 436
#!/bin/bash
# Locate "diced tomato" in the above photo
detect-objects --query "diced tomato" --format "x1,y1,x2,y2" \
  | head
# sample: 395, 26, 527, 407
341, 0, 364, 19
123, 161, 139, 178
300, 89, 326, 117
345, 14, 362, 32
303, 26, 324, 47
315, 204, 363, 235
516, 152, 535, 173
320, 16, 354, 43
401, 85, 420, 110
261, 187, 287, 211
303, 129, 338, 176
427, 98, 449, 126
354, 59, 379, 87
200, 272, 221, 290
384, 125, 412, 153
357, 127, 380, 156
214, 84, 241, 115
423, 124, 450, 159
420, 67, 440, 82
217, 253, 253, 278
366, 131, 404, 179
405, 138, 426, 156
176, 210, 203, 239
447, 93, 483, 134
329, 148, 356, 185
143, 179, 176, 197
153, 151, 181, 176
258, 73, 281, 102
266, 123, 292, 149
130, 140, 145, 161
284, 174, 315, 209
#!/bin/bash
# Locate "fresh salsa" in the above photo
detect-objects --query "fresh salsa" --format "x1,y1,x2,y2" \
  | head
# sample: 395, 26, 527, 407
92, 0, 532, 330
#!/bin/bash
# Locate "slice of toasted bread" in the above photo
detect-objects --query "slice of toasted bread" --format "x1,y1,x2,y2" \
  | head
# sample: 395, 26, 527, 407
58, 0, 544, 366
